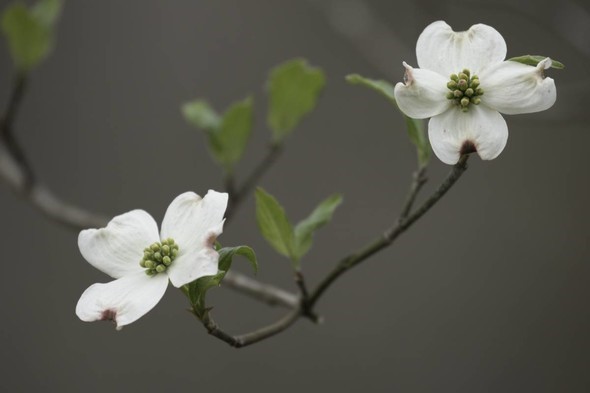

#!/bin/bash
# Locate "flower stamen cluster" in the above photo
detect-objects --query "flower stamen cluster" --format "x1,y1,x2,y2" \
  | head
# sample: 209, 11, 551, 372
446, 69, 483, 111
140, 238, 179, 276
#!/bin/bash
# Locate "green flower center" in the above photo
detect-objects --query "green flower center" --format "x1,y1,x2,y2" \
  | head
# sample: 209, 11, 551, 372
446, 69, 483, 112
140, 238, 179, 276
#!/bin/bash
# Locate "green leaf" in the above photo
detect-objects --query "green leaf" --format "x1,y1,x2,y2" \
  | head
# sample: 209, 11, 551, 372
182, 97, 253, 171
267, 58, 326, 142
346, 74, 396, 103
182, 100, 221, 130
508, 55, 565, 69
1, 0, 62, 71
216, 97, 253, 169
346, 73, 430, 166
294, 194, 342, 261
187, 245, 258, 317
188, 271, 226, 318
218, 246, 258, 273
255, 188, 296, 260
32, 0, 62, 28
404, 116, 429, 167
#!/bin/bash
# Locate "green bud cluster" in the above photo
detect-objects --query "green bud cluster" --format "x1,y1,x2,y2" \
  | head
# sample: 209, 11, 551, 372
140, 238, 179, 276
446, 69, 483, 112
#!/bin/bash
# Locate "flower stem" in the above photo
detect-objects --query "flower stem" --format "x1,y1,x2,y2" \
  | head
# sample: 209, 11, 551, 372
307, 155, 470, 309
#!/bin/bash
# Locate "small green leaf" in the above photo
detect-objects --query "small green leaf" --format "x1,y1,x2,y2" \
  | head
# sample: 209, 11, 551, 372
404, 116, 429, 167
188, 271, 226, 317
216, 97, 253, 169
255, 188, 296, 260
182, 97, 253, 171
32, 0, 62, 28
346, 74, 396, 103
294, 194, 342, 261
1, 0, 62, 71
182, 100, 221, 130
346, 73, 430, 166
267, 58, 326, 142
218, 246, 258, 273
508, 55, 565, 69
187, 245, 258, 317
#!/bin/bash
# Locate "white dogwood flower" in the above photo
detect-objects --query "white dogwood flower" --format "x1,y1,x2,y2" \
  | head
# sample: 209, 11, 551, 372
394, 21, 557, 164
76, 190, 228, 329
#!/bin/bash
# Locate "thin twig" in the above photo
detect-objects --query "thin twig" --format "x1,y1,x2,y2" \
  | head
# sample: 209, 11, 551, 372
225, 143, 283, 222
1, 73, 34, 188
0, 73, 110, 230
293, 270, 320, 321
197, 307, 301, 348
294, 270, 311, 301
0, 146, 110, 230
223, 172, 237, 203
307, 155, 470, 309
400, 166, 427, 219
222, 271, 299, 309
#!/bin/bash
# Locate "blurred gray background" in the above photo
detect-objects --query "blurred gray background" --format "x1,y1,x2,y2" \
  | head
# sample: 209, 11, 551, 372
1, 0, 589, 391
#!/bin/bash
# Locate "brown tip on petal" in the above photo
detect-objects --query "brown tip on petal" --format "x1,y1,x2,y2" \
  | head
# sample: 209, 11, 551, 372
206, 232, 218, 249
100, 309, 118, 325
460, 140, 477, 156
402, 63, 414, 86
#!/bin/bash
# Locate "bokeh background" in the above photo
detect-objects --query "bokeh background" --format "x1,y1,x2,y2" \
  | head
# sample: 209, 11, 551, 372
1, 0, 589, 391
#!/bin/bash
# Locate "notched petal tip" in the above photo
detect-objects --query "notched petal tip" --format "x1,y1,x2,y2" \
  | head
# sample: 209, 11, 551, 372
76, 273, 169, 329
204, 189, 229, 211
538, 57, 552, 70
394, 64, 451, 119
460, 140, 477, 156
205, 228, 221, 250
428, 106, 508, 165
536, 57, 553, 79
416, 20, 506, 76
99, 309, 122, 330
402, 61, 414, 85
481, 59, 557, 115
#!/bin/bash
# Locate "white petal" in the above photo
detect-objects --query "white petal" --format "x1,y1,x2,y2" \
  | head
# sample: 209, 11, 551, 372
160, 190, 227, 249
394, 62, 452, 119
75, 271, 168, 330
416, 21, 507, 76
166, 231, 221, 287
428, 106, 508, 165
78, 210, 160, 279
160, 191, 227, 286
479, 58, 556, 115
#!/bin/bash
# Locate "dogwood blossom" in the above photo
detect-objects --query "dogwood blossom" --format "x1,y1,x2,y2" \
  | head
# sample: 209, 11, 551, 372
76, 190, 228, 329
394, 21, 557, 164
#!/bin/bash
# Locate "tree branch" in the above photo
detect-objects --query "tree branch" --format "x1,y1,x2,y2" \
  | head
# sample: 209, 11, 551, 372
197, 307, 301, 348
307, 155, 470, 309
2, 65, 470, 348
0, 73, 109, 230
1, 73, 34, 188
222, 271, 299, 309
225, 143, 283, 222
400, 166, 427, 219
